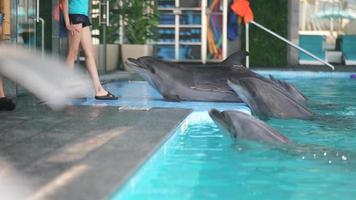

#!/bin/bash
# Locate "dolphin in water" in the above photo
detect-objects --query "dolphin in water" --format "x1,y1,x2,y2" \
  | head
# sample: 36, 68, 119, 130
209, 109, 352, 164
227, 77, 314, 120
208, 109, 292, 144
268, 75, 307, 103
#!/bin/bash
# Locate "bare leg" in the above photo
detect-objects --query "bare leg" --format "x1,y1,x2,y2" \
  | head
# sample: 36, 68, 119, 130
0, 24, 4, 97
66, 24, 82, 68
0, 78, 5, 97
80, 26, 108, 96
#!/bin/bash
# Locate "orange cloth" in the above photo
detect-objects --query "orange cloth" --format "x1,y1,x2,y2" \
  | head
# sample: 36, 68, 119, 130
54, 0, 63, 21
231, 0, 254, 24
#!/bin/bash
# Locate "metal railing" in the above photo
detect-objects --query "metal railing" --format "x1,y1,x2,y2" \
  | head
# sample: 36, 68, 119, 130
245, 20, 335, 70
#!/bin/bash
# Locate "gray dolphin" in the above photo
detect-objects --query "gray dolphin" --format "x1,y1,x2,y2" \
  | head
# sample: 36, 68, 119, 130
268, 75, 308, 103
127, 51, 253, 102
127, 51, 308, 104
209, 109, 352, 164
227, 77, 314, 120
208, 109, 291, 144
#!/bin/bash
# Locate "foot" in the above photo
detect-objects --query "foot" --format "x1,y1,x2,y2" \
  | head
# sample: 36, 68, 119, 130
0, 97, 16, 111
95, 91, 119, 100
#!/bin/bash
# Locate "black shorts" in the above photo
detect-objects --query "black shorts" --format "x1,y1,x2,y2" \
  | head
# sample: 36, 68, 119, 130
69, 14, 91, 28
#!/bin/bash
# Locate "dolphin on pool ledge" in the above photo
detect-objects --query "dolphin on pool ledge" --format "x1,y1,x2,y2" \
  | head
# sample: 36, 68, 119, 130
127, 51, 252, 102
127, 51, 308, 103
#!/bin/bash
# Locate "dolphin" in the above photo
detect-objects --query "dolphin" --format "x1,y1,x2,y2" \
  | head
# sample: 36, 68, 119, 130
127, 51, 309, 104
268, 75, 307, 103
227, 77, 314, 120
209, 109, 356, 164
209, 109, 353, 164
208, 109, 291, 144
127, 51, 254, 102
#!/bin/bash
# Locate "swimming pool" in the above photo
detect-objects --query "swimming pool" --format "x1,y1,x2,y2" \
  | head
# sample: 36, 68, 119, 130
108, 71, 356, 200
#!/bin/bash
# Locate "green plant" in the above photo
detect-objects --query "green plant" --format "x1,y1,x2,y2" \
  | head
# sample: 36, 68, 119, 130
119, 0, 159, 44
107, 1, 120, 44
91, 0, 121, 44
241, 0, 288, 67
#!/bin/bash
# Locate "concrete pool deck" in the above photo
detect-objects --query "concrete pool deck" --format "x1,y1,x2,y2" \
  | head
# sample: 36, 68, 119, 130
0, 75, 191, 200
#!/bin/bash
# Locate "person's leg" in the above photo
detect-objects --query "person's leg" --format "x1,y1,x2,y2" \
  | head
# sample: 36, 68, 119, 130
0, 17, 3, 97
0, 78, 5, 97
66, 23, 82, 68
80, 26, 116, 98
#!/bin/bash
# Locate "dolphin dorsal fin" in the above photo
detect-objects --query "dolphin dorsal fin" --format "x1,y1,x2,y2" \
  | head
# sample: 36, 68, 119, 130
221, 51, 249, 67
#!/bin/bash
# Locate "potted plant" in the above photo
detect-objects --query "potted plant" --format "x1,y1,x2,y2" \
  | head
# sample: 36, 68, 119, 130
119, 0, 159, 70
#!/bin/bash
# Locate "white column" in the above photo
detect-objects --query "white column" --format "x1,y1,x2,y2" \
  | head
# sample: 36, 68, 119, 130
201, 0, 207, 63
245, 23, 249, 68
222, 0, 228, 60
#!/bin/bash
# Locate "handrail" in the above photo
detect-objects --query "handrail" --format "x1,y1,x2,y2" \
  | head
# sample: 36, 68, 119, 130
38, 17, 45, 57
36, 0, 40, 22
245, 23, 249, 68
34, 0, 44, 56
248, 20, 335, 70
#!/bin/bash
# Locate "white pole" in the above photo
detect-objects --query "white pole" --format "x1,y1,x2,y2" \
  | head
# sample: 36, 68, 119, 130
36, 0, 40, 22
222, 0, 228, 60
245, 23, 249, 68
175, 0, 180, 61
119, 0, 124, 44
250, 20, 335, 70
202, 0, 207, 64
39, 18, 45, 57
301, 0, 307, 30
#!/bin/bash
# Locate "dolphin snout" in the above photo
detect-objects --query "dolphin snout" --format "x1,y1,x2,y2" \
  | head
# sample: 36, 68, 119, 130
126, 57, 155, 73
126, 58, 147, 73
227, 79, 245, 93
208, 109, 224, 121
126, 58, 140, 67
127, 57, 138, 64
126, 58, 140, 69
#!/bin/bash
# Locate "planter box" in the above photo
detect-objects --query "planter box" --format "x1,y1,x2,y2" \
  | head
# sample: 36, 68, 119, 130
121, 44, 153, 71
94, 44, 120, 73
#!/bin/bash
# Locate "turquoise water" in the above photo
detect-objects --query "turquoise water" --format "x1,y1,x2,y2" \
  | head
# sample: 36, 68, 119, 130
112, 72, 356, 200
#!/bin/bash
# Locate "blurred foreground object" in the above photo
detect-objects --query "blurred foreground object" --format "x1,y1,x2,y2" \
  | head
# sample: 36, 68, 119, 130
0, 158, 32, 200
0, 45, 93, 110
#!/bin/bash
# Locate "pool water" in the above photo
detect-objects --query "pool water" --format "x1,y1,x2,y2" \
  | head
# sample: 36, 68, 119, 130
111, 72, 356, 200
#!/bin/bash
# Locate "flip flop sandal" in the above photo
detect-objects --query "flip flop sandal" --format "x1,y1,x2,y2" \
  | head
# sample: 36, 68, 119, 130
95, 91, 119, 100
0, 97, 16, 111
